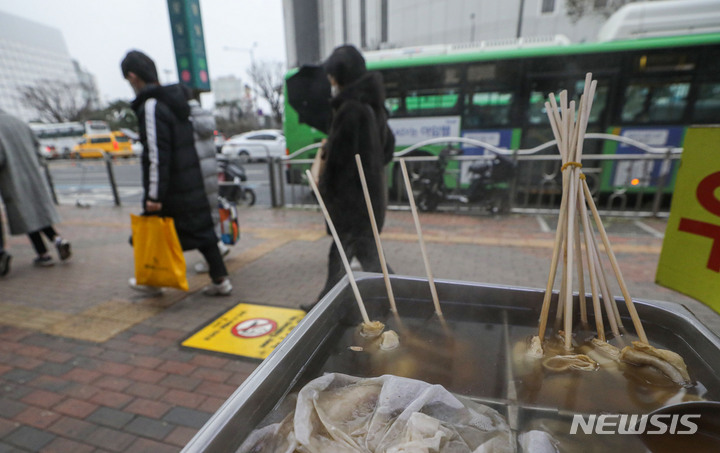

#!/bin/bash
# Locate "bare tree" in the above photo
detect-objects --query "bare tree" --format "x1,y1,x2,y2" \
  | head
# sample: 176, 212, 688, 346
566, 0, 636, 23
18, 79, 95, 123
246, 60, 285, 126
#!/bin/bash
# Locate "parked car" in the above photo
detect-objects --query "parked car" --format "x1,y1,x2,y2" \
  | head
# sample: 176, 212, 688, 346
38, 144, 61, 160
221, 129, 286, 161
71, 133, 133, 159
110, 132, 136, 158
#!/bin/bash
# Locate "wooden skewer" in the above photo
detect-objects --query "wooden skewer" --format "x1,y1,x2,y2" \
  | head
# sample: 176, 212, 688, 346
582, 178, 648, 344
578, 184, 621, 337
539, 201, 566, 342
399, 159, 444, 319
547, 95, 564, 153
557, 91, 579, 350
355, 154, 399, 316
578, 181, 605, 341
554, 245, 568, 332
538, 100, 571, 341
575, 80, 597, 163
567, 100, 577, 160
545, 101, 563, 155
574, 210, 588, 326
587, 220, 624, 329
590, 229, 622, 336
305, 169, 370, 324
560, 91, 569, 159
563, 168, 578, 350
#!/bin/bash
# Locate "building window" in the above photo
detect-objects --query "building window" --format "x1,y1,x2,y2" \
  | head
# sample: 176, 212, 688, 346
541, 0, 556, 14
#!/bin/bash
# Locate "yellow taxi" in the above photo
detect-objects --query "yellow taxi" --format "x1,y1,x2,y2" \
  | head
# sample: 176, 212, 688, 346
71, 132, 134, 159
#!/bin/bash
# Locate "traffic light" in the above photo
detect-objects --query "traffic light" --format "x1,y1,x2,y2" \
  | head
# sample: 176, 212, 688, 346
167, 0, 210, 92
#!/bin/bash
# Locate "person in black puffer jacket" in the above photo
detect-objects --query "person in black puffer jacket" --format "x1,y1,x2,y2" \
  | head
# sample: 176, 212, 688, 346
303, 45, 396, 310
121, 50, 232, 296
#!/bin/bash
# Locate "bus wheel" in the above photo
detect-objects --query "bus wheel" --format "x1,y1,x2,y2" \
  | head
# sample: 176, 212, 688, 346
391, 150, 433, 201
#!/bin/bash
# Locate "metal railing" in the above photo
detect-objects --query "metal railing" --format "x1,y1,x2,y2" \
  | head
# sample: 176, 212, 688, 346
42, 135, 681, 218
44, 151, 123, 207
273, 135, 682, 218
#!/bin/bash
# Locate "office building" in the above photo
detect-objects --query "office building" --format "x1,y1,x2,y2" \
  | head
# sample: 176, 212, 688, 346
0, 10, 100, 121
282, 0, 608, 67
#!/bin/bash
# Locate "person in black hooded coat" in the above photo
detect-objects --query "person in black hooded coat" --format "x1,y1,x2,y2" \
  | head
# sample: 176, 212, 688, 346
307, 45, 396, 308
121, 50, 232, 296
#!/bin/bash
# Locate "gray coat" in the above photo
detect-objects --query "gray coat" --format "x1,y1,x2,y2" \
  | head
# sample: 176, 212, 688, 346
189, 101, 219, 233
0, 111, 60, 235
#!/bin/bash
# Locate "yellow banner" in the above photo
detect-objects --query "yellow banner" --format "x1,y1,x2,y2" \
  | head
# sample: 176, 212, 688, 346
657, 126, 720, 309
182, 303, 305, 359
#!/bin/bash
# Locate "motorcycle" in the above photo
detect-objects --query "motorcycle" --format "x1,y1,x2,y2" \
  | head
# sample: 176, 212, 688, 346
414, 146, 516, 214
217, 154, 256, 206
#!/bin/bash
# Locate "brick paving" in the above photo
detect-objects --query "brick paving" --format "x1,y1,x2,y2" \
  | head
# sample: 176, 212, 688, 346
0, 204, 719, 451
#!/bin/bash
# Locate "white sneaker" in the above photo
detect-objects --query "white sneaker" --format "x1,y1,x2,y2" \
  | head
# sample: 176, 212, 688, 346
218, 241, 230, 258
128, 277, 164, 296
194, 262, 209, 274
203, 278, 232, 296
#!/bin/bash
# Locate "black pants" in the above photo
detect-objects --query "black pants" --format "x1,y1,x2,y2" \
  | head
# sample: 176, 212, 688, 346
28, 226, 58, 256
198, 242, 228, 283
0, 219, 5, 253
318, 232, 392, 300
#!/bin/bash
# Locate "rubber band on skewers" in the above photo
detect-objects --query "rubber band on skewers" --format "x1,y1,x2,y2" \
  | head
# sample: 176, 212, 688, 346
561, 162, 583, 172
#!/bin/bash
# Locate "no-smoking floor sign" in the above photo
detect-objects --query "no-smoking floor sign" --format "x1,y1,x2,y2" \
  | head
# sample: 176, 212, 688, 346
182, 303, 306, 359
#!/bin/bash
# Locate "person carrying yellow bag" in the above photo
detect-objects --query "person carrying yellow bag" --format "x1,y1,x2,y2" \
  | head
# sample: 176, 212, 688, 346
122, 50, 232, 296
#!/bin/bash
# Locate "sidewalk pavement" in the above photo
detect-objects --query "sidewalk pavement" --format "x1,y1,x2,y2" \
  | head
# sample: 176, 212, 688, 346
1, 204, 718, 452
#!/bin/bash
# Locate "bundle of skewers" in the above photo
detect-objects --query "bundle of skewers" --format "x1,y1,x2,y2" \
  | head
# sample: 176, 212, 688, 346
529, 73, 691, 387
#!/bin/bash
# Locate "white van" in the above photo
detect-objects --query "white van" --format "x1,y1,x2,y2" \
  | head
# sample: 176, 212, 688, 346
84, 120, 111, 136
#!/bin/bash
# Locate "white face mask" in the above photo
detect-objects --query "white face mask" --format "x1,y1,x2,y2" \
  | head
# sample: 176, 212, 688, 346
331, 85, 339, 97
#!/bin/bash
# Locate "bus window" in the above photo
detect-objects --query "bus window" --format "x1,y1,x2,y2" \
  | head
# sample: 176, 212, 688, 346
463, 91, 513, 128
635, 53, 695, 73
404, 89, 459, 116
692, 82, 720, 123
467, 63, 496, 82
385, 97, 402, 117
403, 66, 460, 88
573, 80, 608, 124
527, 90, 561, 125
621, 81, 690, 123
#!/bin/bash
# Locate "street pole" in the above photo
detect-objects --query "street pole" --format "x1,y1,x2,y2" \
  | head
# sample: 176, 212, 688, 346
516, 0, 526, 38
470, 13, 476, 42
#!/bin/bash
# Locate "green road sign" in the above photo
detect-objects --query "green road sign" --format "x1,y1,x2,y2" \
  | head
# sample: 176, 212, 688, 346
167, 0, 210, 92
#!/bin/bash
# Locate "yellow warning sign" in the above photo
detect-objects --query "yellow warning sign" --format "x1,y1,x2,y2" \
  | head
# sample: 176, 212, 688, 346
182, 303, 306, 359
657, 126, 720, 308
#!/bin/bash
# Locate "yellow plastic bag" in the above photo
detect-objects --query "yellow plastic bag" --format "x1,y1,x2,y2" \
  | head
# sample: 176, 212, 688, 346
131, 214, 189, 291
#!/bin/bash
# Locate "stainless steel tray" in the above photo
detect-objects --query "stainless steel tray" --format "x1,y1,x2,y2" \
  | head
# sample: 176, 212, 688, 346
182, 274, 720, 452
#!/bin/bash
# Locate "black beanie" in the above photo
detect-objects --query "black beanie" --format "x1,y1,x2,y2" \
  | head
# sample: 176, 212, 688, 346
121, 50, 159, 83
323, 45, 366, 86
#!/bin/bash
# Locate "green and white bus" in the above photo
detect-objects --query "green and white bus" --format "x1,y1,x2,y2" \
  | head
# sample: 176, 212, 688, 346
283, 33, 720, 203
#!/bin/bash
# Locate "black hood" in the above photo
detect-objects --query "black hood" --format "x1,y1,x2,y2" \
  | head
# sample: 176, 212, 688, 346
331, 72, 386, 111
131, 83, 191, 121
